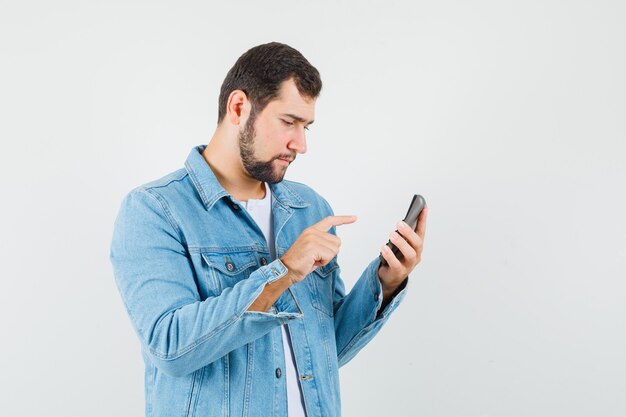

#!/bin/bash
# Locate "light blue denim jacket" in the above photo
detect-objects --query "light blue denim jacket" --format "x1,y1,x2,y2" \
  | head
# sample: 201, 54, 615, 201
110, 145, 407, 417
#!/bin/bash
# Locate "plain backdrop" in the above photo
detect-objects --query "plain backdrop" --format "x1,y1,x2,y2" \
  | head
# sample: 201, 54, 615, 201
1, 1, 625, 416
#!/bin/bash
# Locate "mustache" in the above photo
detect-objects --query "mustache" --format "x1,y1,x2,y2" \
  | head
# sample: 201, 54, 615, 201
275, 154, 296, 162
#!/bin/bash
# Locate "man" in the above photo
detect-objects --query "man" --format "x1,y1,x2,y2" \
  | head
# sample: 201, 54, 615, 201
110, 42, 428, 417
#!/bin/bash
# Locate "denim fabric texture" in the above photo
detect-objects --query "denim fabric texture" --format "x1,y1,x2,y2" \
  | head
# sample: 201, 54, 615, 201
110, 145, 407, 417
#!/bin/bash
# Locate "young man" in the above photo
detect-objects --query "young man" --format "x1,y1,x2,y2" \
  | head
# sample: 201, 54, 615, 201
110, 42, 428, 417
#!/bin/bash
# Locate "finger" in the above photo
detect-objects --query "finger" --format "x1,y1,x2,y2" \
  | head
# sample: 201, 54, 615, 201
312, 246, 340, 268
304, 229, 341, 255
380, 243, 403, 270
312, 215, 357, 232
396, 220, 420, 249
315, 233, 342, 254
416, 207, 428, 240
389, 231, 417, 261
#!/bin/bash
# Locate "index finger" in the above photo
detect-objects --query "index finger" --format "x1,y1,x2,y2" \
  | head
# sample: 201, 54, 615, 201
312, 215, 358, 232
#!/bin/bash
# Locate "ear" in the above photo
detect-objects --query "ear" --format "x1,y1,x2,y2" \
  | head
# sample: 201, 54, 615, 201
226, 90, 251, 126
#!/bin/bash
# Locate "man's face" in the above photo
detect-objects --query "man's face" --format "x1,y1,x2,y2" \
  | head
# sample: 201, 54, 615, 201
238, 78, 316, 184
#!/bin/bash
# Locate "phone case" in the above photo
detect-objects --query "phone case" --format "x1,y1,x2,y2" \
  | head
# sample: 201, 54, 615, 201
379, 194, 426, 266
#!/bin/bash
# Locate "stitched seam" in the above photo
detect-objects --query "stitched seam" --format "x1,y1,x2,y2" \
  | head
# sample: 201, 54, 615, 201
242, 342, 254, 417
149, 275, 270, 359
143, 188, 187, 248
141, 170, 188, 190
149, 313, 241, 360
184, 370, 197, 417
185, 160, 211, 207
337, 323, 376, 363
200, 254, 257, 275
190, 245, 268, 253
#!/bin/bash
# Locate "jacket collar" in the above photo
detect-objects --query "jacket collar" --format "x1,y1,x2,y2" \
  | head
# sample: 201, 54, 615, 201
184, 145, 309, 211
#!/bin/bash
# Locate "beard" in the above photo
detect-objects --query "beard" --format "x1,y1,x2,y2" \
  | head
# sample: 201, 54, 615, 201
238, 111, 294, 184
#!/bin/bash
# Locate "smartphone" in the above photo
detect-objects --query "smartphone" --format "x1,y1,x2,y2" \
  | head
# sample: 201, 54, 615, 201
379, 194, 426, 266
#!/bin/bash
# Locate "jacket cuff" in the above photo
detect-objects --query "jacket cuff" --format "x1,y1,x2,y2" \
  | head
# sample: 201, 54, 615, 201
243, 258, 303, 320
259, 258, 289, 284
367, 257, 409, 320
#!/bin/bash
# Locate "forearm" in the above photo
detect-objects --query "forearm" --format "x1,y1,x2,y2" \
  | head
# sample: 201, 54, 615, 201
111, 190, 304, 377
246, 271, 296, 312
114, 258, 301, 377
334, 257, 408, 366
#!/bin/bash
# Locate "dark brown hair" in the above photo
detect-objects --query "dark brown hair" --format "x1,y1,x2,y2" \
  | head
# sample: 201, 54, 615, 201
217, 42, 322, 124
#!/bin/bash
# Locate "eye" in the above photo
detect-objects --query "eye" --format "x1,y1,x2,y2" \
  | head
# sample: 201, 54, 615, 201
281, 119, 294, 126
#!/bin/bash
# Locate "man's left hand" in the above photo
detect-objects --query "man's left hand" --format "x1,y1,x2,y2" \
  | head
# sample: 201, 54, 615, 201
378, 207, 428, 299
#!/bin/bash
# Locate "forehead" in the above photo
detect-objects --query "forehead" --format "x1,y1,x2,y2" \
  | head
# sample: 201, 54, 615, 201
263, 78, 316, 122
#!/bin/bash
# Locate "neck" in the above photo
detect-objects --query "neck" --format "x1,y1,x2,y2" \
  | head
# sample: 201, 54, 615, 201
202, 127, 266, 202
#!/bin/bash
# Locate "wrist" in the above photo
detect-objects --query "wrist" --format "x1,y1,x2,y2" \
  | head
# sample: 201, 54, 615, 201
381, 282, 399, 299
284, 270, 298, 286
381, 277, 408, 299
279, 257, 305, 284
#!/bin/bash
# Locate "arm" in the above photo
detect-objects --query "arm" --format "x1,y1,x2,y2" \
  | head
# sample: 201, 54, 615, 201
323, 199, 428, 366
246, 270, 297, 312
110, 189, 300, 377
333, 256, 409, 366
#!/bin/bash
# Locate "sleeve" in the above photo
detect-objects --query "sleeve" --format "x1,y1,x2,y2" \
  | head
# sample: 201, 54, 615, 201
110, 189, 301, 377
318, 198, 408, 367
333, 257, 408, 366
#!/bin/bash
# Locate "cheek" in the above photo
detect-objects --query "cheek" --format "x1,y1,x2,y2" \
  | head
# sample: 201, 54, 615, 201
260, 127, 288, 150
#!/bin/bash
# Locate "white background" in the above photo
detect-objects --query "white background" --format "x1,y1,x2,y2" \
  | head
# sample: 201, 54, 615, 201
1, 1, 625, 416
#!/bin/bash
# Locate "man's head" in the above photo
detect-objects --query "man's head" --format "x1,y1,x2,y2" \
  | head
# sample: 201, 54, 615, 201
217, 42, 322, 125
217, 42, 322, 184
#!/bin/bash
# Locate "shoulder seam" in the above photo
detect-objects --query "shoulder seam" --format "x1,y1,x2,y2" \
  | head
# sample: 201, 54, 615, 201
140, 187, 188, 248
140, 169, 189, 191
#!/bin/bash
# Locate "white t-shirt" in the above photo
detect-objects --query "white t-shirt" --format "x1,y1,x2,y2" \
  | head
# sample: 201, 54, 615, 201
239, 182, 307, 417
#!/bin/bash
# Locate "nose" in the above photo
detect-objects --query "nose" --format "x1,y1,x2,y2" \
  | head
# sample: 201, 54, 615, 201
287, 126, 307, 154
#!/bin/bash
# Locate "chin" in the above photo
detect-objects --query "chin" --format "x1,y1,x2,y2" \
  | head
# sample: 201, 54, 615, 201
272, 172, 287, 184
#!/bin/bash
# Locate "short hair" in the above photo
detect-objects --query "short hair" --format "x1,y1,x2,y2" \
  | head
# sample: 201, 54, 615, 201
217, 42, 322, 124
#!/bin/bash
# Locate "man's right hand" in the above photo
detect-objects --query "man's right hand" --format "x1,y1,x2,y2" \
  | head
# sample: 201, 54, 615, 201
247, 215, 356, 312
280, 215, 357, 284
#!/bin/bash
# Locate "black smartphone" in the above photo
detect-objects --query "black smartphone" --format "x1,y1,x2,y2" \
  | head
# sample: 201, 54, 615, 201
379, 194, 426, 266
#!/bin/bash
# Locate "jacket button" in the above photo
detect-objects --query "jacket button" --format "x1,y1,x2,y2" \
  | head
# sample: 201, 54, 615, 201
260, 257, 267, 266
275, 368, 282, 378
228, 200, 240, 210
225, 262, 235, 272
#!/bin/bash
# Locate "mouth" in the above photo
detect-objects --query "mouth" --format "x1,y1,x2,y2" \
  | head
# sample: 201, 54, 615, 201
277, 158, 294, 165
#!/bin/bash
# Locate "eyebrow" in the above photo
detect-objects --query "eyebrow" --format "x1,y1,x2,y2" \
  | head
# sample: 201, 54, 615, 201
280, 113, 315, 125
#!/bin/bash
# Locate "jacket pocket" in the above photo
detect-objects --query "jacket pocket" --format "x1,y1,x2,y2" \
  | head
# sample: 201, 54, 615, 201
201, 251, 259, 294
308, 259, 340, 317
